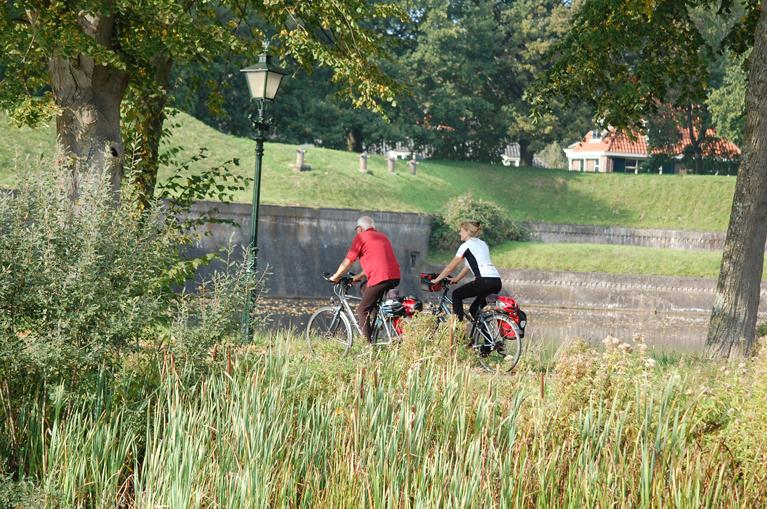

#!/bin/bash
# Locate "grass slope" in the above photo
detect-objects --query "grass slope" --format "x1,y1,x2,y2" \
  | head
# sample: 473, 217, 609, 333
1, 112, 737, 231
432, 241, 767, 279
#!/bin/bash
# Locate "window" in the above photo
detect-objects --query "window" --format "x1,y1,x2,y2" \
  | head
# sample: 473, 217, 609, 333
586, 158, 599, 172
593, 159, 600, 173
625, 159, 639, 173
591, 129, 602, 141
571, 159, 584, 172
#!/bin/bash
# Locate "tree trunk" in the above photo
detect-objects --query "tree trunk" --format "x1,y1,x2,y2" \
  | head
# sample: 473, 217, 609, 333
519, 139, 534, 166
48, 13, 127, 197
706, 2, 767, 358
346, 125, 363, 153
685, 103, 705, 174
125, 55, 173, 211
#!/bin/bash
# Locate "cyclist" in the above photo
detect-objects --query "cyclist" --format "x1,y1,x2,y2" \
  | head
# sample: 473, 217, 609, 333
329, 216, 401, 342
431, 220, 502, 327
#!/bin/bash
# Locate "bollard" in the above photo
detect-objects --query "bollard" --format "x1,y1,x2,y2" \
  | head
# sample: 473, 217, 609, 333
359, 152, 369, 174
291, 148, 311, 171
387, 156, 396, 174
408, 158, 418, 175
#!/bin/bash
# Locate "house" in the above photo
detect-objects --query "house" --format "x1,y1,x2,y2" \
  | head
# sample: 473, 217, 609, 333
564, 127, 740, 174
564, 129, 649, 173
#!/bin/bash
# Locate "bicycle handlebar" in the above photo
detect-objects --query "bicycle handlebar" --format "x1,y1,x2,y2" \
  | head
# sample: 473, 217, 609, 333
323, 272, 357, 286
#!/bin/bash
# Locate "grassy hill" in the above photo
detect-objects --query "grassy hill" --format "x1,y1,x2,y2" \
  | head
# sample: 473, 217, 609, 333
428, 242, 764, 280
0, 111, 737, 231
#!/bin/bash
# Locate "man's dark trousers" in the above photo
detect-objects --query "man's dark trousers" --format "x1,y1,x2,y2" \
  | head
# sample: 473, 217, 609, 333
358, 279, 400, 341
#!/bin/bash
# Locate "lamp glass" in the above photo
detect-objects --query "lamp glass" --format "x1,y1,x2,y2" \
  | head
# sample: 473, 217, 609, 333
245, 70, 268, 100
264, 71, 284, 100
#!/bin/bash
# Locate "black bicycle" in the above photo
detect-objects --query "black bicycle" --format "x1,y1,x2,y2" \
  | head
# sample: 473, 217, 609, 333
305, 273, 408, 356
420, 273, 523, 372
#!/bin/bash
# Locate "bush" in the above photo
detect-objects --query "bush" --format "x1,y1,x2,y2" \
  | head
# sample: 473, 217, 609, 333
0, 167, 189, 385
430, 192, 526, 251
0, 160, 256, 480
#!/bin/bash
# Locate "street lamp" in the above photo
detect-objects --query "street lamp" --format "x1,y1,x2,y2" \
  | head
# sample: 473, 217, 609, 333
240, 49, 287, 341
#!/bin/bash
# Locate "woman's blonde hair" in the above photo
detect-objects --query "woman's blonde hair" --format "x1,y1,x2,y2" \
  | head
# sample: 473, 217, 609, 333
460, 220, 482, 237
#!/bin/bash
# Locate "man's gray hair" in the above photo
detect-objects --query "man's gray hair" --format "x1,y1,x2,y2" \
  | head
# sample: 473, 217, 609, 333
356, 216, 375, 231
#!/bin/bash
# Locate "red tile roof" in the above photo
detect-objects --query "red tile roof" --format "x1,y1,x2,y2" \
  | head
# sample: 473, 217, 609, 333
568, 129, 648, 155
653, 128, 741, 159
569, 127, 740, 159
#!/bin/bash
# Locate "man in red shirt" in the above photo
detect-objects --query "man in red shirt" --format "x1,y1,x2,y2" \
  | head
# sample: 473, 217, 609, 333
329, 216, 401, 342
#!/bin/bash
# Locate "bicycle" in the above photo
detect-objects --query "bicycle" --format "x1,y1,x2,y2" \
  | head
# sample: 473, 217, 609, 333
420, 273, 524, 372
305, 273, 410, 356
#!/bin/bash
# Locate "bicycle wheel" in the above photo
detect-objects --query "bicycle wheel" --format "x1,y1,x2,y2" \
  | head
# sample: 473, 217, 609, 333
474, 314, 523, 373
306, 306, 353, 356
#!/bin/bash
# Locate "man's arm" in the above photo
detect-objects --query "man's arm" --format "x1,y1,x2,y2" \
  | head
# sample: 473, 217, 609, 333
329, 258, 353, 283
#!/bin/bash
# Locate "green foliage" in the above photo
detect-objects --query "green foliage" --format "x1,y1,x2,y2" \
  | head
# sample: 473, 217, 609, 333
430, 192, 526, 251
0, 155, 260, 402
0, 159, 265, 481
531, 0, 711, 131
536, 141, 567, 169
0, 166, 184, 381
707, 51, 749, 147
0, 0, 403, 121
171, 0, 592, 163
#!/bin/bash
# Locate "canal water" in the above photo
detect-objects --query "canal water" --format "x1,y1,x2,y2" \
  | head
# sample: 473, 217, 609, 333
257, 297, 713, 352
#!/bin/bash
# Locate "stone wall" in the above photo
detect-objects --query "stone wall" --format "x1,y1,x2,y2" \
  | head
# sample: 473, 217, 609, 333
494, 269, 767, 349
524, 222, 733, 251
184, 201, 432, 298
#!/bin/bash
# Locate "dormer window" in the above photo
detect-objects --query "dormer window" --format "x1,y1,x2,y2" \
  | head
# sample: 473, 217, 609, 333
591, 129, 602, 141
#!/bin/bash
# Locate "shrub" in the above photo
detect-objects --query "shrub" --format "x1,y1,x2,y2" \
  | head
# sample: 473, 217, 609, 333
0, 166, 187, 384
430, 192, 526, 251
0, 159, 262, 476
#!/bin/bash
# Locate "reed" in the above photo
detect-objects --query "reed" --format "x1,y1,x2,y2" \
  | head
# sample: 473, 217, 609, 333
4, 331, 766, 508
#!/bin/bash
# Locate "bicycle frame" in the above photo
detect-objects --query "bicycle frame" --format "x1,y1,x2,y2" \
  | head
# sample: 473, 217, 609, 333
430, 284, 496, 345
328, 280, 400, 344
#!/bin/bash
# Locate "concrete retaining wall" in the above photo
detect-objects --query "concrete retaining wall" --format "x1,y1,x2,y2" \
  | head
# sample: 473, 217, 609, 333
524, 222, 736, 251
184, 201, 432, 298
495, 269, 767, 349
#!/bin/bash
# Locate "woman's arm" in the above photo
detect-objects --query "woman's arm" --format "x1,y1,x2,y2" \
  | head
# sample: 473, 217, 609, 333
450, 266, 470, 284
433, 256, 463, 283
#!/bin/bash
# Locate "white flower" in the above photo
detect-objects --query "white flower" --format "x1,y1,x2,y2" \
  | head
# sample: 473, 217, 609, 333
618, 342, 633, 354
645, 358, 656, 369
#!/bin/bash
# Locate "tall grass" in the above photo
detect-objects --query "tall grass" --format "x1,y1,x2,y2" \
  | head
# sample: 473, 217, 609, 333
5, 326, 767, 507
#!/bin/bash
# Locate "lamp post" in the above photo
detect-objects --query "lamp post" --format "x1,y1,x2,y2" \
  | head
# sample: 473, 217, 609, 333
240, 49, 287, 341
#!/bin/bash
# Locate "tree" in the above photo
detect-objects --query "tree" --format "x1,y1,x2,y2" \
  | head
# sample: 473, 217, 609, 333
393, 0, 590, 163
531, 0, 766, 357
0, 0, 402, 205
707, 51, 748, 147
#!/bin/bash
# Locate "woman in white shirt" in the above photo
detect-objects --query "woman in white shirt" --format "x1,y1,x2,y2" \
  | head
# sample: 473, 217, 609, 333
431, 220, 502, 322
